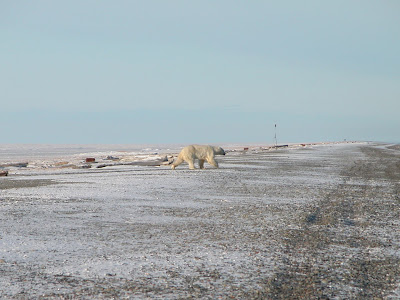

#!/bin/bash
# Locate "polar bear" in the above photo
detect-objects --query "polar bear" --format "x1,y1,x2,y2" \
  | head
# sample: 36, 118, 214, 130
171, 145, 226, 170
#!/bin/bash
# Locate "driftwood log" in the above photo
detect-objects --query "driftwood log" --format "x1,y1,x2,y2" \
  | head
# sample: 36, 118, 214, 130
97, 156, 170, 169
0, 162, 28, 168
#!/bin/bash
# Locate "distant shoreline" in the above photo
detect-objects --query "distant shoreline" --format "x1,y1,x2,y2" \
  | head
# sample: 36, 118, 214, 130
0, 141, 367, 172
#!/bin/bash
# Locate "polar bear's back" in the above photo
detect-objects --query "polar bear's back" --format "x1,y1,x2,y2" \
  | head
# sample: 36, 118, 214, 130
181, 144, 214, 159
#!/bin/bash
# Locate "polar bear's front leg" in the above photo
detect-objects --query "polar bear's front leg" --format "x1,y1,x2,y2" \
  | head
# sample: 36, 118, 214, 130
187, 159, 196, 170
198, 159, 205, 169
207, 157, 219, 168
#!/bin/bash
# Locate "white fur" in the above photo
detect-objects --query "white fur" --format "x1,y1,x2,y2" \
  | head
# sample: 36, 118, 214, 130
171, 145, 225, 170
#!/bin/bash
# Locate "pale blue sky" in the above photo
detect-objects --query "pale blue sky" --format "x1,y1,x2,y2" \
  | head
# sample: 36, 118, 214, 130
1, 1, 399, 144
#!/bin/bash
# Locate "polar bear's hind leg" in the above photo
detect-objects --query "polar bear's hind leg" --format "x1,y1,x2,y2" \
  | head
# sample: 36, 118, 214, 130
171, 156, 184, 170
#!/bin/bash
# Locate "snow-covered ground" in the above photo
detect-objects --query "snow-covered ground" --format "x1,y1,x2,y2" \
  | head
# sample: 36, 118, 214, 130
1, 142, 399, 298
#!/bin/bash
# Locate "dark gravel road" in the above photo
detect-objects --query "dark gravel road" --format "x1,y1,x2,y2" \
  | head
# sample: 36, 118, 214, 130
0, 142, 399, 299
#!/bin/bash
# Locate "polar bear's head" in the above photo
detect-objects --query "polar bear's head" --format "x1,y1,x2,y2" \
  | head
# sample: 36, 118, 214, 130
213, 146, 226, 156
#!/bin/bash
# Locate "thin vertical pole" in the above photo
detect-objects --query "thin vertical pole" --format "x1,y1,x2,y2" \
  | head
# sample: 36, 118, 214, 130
274, 124, 277, 146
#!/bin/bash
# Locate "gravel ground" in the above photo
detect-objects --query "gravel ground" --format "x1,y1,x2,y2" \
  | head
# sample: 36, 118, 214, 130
0, 142, 399, 299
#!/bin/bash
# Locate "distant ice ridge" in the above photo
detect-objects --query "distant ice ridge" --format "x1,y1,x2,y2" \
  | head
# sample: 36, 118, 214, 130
0, 142, 364, 172
0, 144, 185, 171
